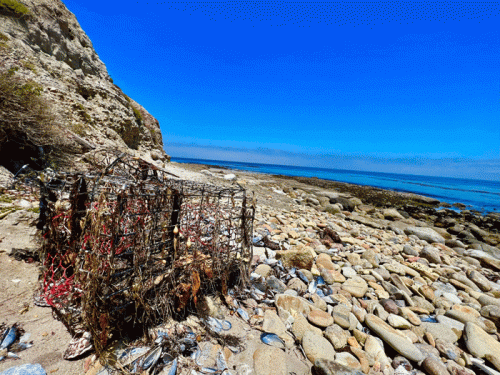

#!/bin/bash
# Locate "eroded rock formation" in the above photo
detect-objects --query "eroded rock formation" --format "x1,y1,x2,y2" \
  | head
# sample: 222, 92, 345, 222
0, 0, 169, 172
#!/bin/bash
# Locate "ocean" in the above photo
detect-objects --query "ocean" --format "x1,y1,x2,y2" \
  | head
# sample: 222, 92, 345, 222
171, 157, 500, 214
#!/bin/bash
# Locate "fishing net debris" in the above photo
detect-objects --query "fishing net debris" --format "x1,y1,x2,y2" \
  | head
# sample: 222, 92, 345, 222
32, 151, 255, 355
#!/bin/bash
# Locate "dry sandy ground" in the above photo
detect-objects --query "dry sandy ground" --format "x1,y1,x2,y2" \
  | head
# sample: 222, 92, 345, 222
0, 252, 86, 374
0, 172, 90, 374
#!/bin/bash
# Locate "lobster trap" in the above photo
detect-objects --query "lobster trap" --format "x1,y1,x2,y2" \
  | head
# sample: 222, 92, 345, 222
35, 151, 255, 354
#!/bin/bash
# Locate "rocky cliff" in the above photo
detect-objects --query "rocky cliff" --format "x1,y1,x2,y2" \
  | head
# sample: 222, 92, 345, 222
0, 0, 169, 173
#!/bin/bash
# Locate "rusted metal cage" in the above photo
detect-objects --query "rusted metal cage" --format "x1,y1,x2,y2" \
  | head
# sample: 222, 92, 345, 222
35, 151, 255, 354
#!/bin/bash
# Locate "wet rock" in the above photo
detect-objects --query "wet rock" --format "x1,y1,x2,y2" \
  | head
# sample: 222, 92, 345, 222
365, 314, 425, 363
464, 321, 500, 359
404, 226, 445, 244
254, 346, 287, 375
302, 331, 336, 363
422, 356, 451, 375
308, 310, 334, 328
313, 359, 365, 375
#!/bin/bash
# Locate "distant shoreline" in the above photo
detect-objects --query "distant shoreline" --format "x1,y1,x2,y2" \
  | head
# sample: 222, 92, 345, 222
170, 157, 500, 216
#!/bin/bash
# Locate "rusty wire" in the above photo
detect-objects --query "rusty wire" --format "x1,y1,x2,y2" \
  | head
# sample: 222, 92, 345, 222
32, 150, 255, 355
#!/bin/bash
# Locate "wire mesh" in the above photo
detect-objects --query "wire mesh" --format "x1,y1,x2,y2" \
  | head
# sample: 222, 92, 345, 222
34, 151, 255, 354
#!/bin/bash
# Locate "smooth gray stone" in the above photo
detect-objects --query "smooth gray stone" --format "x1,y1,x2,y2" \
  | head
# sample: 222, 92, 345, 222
365, 314, 425, 363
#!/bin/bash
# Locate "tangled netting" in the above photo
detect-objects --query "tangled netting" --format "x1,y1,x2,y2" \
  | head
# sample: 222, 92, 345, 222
35, 151, 255, 354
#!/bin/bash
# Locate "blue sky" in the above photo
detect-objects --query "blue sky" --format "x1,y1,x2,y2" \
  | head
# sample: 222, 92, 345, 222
61, 1, 499, 179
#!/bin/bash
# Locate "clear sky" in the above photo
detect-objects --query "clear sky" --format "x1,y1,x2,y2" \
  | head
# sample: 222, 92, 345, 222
61, 0, 499, 179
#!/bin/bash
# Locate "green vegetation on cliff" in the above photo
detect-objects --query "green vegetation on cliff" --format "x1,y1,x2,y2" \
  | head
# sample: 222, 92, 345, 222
0, 66, 67, 170
0, 0, 30, 16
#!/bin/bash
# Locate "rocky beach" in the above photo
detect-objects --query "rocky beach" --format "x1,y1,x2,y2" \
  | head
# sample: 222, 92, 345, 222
2, 0, 499, 373
1, 161, 500, 375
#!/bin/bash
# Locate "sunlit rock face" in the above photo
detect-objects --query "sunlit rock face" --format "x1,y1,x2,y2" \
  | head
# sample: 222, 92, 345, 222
0, 0, 169, 171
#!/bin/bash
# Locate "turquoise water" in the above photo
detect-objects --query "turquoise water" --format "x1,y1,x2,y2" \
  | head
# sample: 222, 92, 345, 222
171, 157, 500, 214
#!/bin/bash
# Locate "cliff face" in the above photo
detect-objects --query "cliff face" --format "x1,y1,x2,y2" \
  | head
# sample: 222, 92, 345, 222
0, 0, 169, 173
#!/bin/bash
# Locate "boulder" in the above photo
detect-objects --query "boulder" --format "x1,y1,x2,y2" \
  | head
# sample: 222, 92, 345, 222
404, 226, 445, 244
275, 249, 314, 270
365, 314, 425, 363
464, 322, 500, 359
